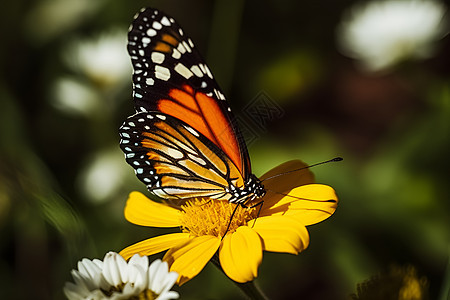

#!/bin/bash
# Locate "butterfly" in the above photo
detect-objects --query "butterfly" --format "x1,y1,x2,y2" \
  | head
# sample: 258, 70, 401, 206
119, 8, 266, 206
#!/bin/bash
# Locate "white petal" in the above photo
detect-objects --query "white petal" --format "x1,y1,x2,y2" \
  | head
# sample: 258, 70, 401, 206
160, 272, 179, 294
70, 270, 90, 290
156, 291, 180, 300
102, 252, 129, 286
64, 282, 87, 300
148, 259, 165, 293
128, 253, 149, 271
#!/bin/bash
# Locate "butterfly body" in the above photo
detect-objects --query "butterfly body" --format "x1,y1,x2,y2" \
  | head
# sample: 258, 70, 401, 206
120, 8, 266, 206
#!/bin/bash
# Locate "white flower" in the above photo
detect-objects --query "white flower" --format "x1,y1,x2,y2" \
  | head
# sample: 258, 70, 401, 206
77, 148, 129, 204
65, 29, 132, 88
337, 0, 448, 72
64, 252, 179, 300
52, 77, 101, 117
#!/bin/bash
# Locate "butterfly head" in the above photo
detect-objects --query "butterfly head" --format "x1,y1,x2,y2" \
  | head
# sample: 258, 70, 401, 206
250, 174, 266, 199
228, 174, 266, 205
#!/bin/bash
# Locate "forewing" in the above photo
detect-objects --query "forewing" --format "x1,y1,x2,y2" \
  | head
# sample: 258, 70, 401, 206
127, 7, 251, 177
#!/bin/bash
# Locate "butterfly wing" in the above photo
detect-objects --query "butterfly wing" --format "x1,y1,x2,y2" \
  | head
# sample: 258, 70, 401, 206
127, 8, 251, 178
119, 111, 243, 201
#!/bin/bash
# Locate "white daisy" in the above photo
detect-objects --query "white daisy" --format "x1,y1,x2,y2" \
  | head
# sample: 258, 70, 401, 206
77, 148, 129, 204
52, 77, 101, 117
64, 252, 179, 300
65, 28, 132, 88
337, 0, 448, 72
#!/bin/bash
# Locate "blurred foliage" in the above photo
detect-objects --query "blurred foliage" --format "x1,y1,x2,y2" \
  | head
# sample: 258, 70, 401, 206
350, 265, 429, 300
0, 0, 449, 299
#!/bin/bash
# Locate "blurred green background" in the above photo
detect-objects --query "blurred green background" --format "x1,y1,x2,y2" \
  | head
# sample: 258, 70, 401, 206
1, 0, 449, 299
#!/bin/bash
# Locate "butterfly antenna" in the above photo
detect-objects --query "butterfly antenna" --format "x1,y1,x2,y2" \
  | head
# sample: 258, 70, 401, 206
264, 188, 337, 203
260, 157, 343, 182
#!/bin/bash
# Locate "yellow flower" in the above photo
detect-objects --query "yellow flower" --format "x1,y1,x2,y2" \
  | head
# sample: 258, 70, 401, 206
120, 160, 338, 285
351, 265, 429, 300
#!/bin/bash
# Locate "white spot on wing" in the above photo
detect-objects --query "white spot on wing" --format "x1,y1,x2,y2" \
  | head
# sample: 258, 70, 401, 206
177, 43, 186, 54
182, 41, 192, 53
154, 65, 171, 81
204, 65, 213, 79
153, 189, 166, 198
172, 49, 181, 59
152, 21, 162, 30
147, 29, 157, 36
174, 63, 193, 79
146, 78, 155, 85
161, 16, 171, 26
187, 153, 207, 166
174, 140, 196, 155
167, 148, 184, 159
151, 52, 165, 64
190, 65, 203, 77
184, 125, 199, 137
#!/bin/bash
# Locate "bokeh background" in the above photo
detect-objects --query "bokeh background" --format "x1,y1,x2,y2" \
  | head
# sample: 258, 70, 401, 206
1, 0, 449, 299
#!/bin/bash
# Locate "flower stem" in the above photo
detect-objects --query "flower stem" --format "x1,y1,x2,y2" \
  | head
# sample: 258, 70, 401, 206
210, 254, 270, 300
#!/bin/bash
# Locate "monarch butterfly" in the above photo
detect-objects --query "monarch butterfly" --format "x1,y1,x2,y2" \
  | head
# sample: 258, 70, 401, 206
119, 8, 340, 207
119, 7, 268, 207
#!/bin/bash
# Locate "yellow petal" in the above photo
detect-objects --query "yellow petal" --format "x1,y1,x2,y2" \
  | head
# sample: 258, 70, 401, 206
124, 191, 181, 227
258, 161, 315, 210
260, 160, 315, 194
250, 216, 310, 254
219, 226, 262, 283
120, 232, 189, 260
261, 184, 338, 226
163, 235, 220, 285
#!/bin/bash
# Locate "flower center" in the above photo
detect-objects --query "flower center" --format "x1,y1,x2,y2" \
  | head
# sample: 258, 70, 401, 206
180, 198, 258, 238
103, 284, 158, 300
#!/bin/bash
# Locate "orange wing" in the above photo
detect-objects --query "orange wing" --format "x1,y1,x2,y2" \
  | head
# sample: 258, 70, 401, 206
157, 85, 242, 174
119, 111, 244, 201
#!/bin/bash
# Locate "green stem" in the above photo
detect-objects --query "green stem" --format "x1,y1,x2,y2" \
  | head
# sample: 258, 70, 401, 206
438, 247, 450, 300
210, 254, 270, 300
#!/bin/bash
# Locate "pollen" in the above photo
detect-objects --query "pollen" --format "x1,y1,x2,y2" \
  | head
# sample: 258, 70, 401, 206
180, 199, 258, 238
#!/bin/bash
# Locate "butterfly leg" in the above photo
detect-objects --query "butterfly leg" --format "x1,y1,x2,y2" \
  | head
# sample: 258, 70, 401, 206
222, 203, 241, 240
246, 200, 264, 228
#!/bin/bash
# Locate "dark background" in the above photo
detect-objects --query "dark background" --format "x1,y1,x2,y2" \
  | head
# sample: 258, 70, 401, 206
0, 0, 449, 299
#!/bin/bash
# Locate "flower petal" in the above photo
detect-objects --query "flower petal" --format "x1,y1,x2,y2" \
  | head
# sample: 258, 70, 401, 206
124, 192, 181, 227
157, 291, 180, 300
259, 160, 316, 209
120, 233, 190, 260
102, 252, 129, 287
261, 184, 338, 225
148, 260, 180, 299
250, 215, 310, 254
260, 160, 315, 194
219, 226, 262, 283
127, 254, 149, 287
163, 235, 220, 285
